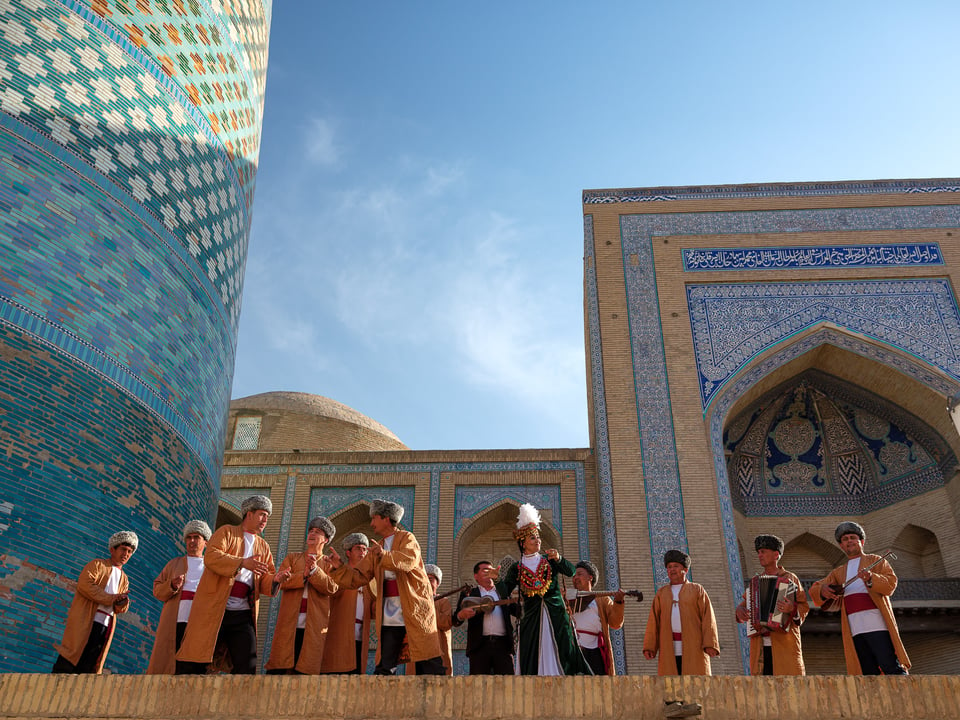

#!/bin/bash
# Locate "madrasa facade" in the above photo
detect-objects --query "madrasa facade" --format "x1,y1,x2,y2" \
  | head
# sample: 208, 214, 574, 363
222, 178, 960, 676
0, 0, 958, 679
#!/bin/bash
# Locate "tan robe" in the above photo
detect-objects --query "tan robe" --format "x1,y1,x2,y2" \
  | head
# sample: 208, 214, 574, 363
54, 558, 129, 673
176, 524, 277, 664
643, 582, 719, 676
333, 529, 441, 664
407, 596, 453, 675
264, 552, 339, 674
809, 553, 911, 674
587, 596, 625, 676
146, 555, 189, 674
738, 567, 809, 675
320, 580, 375, 673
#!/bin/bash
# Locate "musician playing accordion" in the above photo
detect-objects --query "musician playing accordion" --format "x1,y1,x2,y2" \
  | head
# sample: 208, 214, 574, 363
735, 534, 808, 675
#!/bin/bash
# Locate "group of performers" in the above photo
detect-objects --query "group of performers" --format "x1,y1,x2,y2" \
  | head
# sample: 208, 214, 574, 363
51, 496, 910, 678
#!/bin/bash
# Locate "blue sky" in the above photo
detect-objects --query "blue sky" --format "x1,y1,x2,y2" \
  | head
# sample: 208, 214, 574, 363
232, 2, 960, 451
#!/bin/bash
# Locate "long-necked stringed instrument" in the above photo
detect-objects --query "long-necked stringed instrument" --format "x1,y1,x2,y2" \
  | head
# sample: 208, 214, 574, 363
460, 595, 519, 614
819, 551, 897, 613
565, 588, 643, 612
434, 583, 470, 601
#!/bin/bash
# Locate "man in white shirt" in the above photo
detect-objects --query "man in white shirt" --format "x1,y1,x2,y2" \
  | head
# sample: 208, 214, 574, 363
147, 520, 211, 674
811, 521, 909, 675
570, 560, 625, 675
454, 560, 517, 674
52, 531, 137, 674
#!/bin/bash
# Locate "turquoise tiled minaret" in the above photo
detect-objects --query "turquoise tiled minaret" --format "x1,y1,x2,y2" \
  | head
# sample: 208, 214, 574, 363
0, 0, 270, 672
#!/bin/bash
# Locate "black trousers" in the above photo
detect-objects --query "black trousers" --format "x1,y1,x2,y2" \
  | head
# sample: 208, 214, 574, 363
176, 609, 257, 675
582, 646, 606, 676
352, 640, 364, 674
852, 630, 907, 675
375, 625, 445, 675
762, 645, 774, 676
52, 622, 109, 674
467, 634, 514, 675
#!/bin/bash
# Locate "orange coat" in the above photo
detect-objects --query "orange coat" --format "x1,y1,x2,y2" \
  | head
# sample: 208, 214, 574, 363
146, 556, 189, 674
264, 553, 339, 674
176, 524, 278, 664
407, 596, 453, 675
320, 580, 375, 673
643, 582, 719, 676
809, 553, 910, 674
54, 558, 129, 673
333, 529, 441, 664
738, 567, 809, 676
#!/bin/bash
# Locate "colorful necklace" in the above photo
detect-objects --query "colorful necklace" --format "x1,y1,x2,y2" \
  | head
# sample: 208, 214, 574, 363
519, 555, 552, 597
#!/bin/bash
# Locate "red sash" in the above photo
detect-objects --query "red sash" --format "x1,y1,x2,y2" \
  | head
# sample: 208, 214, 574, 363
672, 632, 682, 641
299, 597, 308, 614
383, 579, 400, 597
229, 581, 251, 599
577, 629, 612, 675
180, 590, 196, 601
843, 592, 877, 615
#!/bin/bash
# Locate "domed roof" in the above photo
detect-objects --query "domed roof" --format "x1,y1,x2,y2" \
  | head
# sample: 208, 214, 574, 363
229, 391, 408, 452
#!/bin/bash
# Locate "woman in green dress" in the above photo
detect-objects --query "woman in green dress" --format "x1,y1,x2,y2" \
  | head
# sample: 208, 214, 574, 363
494, 503, 592, 675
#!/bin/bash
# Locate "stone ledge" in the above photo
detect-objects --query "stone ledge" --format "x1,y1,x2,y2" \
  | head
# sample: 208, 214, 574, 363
0, 674, 956, 720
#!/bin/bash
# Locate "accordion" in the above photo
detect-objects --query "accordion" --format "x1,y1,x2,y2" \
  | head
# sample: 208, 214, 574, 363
746, 574, 796, 636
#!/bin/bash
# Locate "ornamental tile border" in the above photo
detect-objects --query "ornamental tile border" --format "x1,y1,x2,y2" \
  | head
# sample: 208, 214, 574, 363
583, 214, 627, 674
452, 486, 560, 536
687, 278, 960, 408
584, 178, 960, 204
616, 200, 960, 672
682, 243, 943, 271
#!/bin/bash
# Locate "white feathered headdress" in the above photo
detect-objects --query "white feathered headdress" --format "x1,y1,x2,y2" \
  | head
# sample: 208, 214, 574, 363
513, 503, 542, 541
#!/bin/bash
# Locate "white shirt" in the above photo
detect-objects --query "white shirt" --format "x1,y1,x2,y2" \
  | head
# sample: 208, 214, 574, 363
355, 586, 365, 641
479, 584, 507, 636
226, 532, 256, 611
844, 557, 886, 635
574, 599, 602, 649
381, 535, 404, 626
95, 566, 122, 626
671, 584, 683, 656
176, 555, 205, 623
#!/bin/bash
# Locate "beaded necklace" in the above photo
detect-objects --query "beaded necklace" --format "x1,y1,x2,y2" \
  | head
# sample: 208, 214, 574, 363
518, 555, 552, 597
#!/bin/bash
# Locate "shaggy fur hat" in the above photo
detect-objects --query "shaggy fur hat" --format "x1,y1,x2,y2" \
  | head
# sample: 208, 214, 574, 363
835, 521, 865, 543
663, 549, 690, 569
182, 520, 212, 541
240, 495, 272, 516
308, 516, 336, 542
369, 499, 404, 524
341, 533, 369, 551
108, 531, 139, 552
424, 564, 442, 585
513, 503, 542, 542
754, 534, 784, 554
576, 560, 599, 584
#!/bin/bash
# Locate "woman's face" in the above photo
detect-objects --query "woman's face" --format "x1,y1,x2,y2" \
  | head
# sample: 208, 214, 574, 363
523, 532, 541, 555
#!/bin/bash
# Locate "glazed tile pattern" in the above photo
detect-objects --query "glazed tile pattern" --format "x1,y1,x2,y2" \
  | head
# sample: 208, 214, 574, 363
682, 243, 943, 271
0, 0, 269, 671
687, 278, 960, 408
601, 185, 960, 669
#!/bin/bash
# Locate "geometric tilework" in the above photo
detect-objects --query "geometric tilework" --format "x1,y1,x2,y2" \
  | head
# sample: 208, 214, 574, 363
604, 183, 960, 670
688, 278, 960, 408
0, 0, 269, 672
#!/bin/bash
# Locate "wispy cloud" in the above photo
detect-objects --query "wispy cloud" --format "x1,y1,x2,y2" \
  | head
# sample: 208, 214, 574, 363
304, 116, 340, 167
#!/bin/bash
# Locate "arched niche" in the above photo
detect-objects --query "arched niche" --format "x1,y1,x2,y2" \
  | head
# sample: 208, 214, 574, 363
216, 499, 242, 529
453, 500, 561, 587
783, 532, 845, 578
891, 524, 946, 578
329, 501, 373, 555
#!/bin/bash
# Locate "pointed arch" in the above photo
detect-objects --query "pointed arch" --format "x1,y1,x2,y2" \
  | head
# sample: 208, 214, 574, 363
890, 524, 946, 578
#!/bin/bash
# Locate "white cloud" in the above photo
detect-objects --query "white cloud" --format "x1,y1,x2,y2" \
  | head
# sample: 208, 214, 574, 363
304, 116, 340, 167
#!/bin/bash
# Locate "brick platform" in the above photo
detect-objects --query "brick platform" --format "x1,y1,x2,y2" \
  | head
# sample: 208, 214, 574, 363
0, 674, 957, 720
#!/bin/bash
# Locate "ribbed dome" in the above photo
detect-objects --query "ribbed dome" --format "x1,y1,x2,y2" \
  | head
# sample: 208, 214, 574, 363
228, 391, 408, 452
